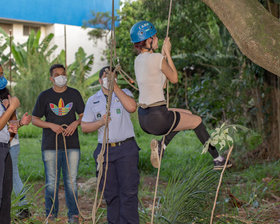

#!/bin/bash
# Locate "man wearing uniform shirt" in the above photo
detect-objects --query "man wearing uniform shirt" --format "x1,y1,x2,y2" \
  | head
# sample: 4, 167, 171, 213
81, 66, 140, 224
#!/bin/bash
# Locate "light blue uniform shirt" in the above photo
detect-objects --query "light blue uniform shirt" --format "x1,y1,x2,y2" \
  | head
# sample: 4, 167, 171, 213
82, 89, 135, 143
0, 105, 10, 143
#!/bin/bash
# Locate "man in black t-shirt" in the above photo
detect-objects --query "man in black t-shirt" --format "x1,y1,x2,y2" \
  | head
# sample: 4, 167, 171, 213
32, 64, 84, 224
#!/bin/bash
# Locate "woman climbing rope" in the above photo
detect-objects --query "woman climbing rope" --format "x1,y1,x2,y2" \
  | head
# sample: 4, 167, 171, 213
130, 21, 232, 170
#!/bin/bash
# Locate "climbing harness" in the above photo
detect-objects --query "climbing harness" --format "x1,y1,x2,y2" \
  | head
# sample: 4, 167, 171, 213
138, 100, 167, 109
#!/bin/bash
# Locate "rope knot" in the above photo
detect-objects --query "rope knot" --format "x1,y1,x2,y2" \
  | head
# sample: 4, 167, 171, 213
115, 64, 122, 72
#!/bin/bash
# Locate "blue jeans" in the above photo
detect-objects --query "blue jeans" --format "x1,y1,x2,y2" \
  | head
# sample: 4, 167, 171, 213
10, 144, 27, 207
42, 149, 80, 219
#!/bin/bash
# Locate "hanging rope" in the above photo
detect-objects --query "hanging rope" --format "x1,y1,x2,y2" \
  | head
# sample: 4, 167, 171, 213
44, 66, 117, 223
210, 145, 234, 224
91, 67, 116, 223
109, 2, 139, 91
44, 131, 60, 224
150, 1, 173, 223
44, 125, 94, 224
165, 0, 172, 108
45, 1, 118, 222
91, 0, 118, 222
116, 66, 139, 91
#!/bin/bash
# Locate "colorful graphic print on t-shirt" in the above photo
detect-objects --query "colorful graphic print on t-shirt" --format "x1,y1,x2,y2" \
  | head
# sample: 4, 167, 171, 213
49, 98, 73, 116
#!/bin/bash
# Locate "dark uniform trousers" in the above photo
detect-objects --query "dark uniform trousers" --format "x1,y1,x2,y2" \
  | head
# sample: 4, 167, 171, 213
0, 143, 13, 224
94, 138, 140, 224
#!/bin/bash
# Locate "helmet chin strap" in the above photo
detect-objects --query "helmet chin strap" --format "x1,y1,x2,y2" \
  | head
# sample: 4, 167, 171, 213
143, 37, 154, 52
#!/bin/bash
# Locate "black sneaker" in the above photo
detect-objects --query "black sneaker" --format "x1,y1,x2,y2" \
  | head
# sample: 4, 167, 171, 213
150, 139, 164, 168
18, 208, 31, 220
213, 156, 232, 170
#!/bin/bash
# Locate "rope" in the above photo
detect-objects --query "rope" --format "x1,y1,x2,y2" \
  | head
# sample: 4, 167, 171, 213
210, 145, 234, 224
118, 67, 139, 91
109, 0, 138, 91
91, 0, 117, 221
45, 1, 120, 222
44, 132, 59, 223
114, 0, 173, 91
150, 111, 176, 224
166, 0, 172, 39
44, 68, 117, 224
92, 68, 116, 223
44, 125, 93, 224
150, 1, 173, 223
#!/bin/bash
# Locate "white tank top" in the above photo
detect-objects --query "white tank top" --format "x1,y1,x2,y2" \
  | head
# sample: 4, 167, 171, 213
134, 52, 166, 105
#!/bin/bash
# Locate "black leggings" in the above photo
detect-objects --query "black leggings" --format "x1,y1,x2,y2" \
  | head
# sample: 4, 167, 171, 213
138, 106, 219, 159
138, 105, 180, 146
138, 105, 180, 135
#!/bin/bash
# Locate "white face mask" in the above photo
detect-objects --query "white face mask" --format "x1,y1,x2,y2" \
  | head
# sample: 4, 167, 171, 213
102, 77, 117, 89
54, 75, 67, 87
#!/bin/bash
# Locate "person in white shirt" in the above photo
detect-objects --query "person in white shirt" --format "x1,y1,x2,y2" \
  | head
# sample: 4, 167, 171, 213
81, 66, 140, 224
0, 86, 32, 220
0, 63, 20, 224
130, 21, 232, 170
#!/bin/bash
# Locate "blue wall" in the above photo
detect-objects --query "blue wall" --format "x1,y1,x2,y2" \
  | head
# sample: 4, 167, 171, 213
0, 0, 120, 26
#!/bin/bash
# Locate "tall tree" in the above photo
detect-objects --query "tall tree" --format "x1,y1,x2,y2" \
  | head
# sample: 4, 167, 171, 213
87, 0, 280, 160
202, 0, 280, 77
256, 0, 280, 158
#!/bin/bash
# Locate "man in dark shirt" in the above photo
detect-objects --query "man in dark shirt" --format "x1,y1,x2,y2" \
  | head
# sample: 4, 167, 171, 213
32, 64, 84, 224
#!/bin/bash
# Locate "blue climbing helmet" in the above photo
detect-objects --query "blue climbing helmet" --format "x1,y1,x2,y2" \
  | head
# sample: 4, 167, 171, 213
130, 21, 157, 43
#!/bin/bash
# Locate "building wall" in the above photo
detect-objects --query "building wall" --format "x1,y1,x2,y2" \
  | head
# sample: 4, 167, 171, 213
46, 24, 108, 76
0, 0, 120, 27
0, 22, 108, 75
0, 0, 119, 74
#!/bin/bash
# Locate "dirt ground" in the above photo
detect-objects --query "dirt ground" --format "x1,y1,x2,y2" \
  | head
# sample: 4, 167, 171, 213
20, 176, 280, 224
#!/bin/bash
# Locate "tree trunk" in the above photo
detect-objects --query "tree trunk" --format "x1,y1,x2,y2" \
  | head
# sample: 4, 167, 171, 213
251, 84, 264, 132
263, 1, 280, 158
263, 72, 280, 158
202, 0, 280, 77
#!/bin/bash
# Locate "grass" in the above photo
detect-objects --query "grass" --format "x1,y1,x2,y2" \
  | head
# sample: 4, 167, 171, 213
14, 117, 280, 223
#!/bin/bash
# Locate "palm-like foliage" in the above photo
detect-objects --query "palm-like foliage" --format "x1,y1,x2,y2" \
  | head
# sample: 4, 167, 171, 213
11, 30, 62, 114
1, 30, 95, 114
0, 27, 10, 65
67, 47, 94, 99
139, 161, 218, 224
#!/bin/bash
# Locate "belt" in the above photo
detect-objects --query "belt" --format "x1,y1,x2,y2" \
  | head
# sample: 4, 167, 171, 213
108, 137, 134, 147
138, 100, 167, 109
